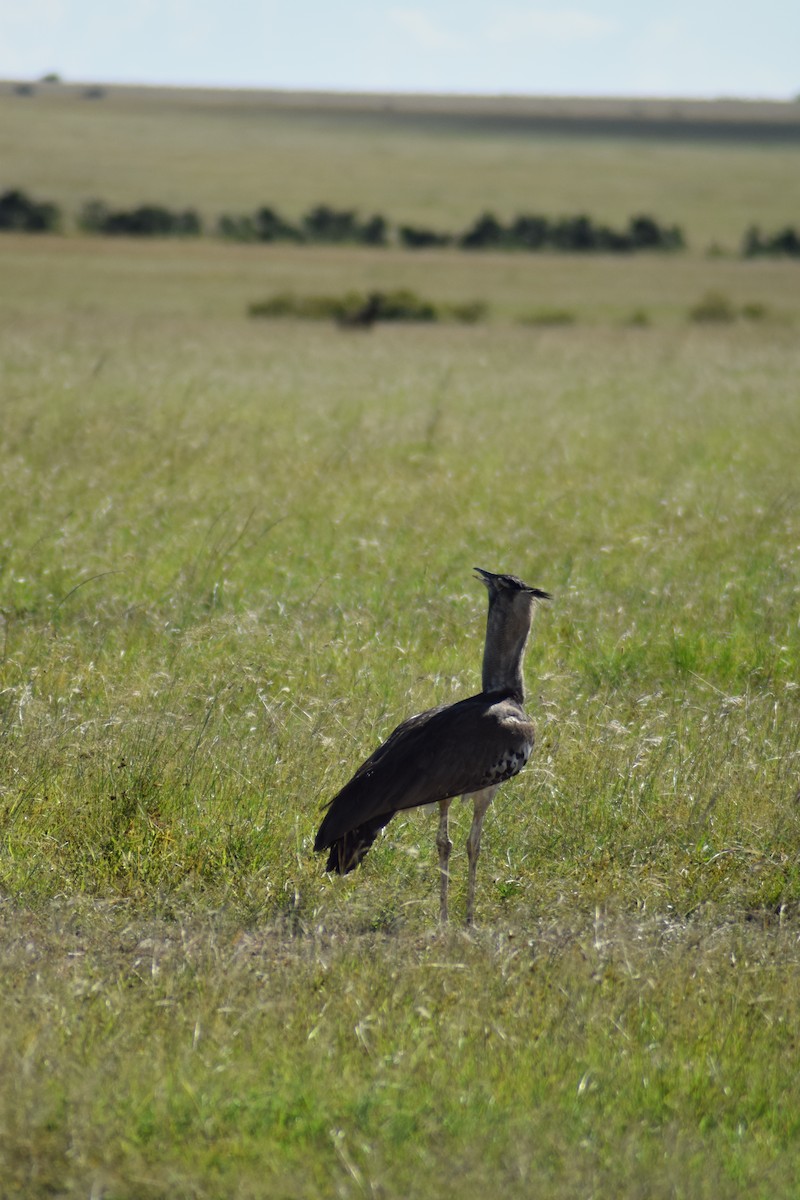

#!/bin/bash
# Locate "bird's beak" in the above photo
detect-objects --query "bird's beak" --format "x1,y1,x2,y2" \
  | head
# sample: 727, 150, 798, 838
473, 566, 496, 587
474, 566, 552, 601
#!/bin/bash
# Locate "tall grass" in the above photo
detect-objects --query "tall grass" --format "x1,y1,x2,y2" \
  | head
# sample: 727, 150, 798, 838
0, 233, 799, 1195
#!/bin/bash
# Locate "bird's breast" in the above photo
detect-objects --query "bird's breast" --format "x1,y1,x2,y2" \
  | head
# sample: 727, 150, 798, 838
470, 702, 536, 789
478, 734, 533, 788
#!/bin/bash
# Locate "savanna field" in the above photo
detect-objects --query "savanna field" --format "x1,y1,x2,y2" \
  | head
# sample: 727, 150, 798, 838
1, 84, 800, 1198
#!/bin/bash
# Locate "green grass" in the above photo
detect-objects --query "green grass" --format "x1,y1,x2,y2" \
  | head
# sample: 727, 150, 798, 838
3, 231, 799, 326
1, 98, 800, 1193
4, 904, 800, 1199
518, 306, 577, 326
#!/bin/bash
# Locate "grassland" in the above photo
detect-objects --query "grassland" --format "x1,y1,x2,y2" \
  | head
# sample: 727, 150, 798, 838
1, 87, 800, 1198
3, 83, 800, 247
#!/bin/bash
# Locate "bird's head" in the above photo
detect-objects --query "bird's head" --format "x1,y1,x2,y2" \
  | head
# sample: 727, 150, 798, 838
473, 567, 551, 606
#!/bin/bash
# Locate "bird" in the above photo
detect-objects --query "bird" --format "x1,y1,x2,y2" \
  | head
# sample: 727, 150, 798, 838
314, 568, 551, 924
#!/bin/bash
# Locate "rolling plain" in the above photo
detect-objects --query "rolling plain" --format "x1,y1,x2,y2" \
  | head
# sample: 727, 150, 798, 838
1, 84, 800, 1198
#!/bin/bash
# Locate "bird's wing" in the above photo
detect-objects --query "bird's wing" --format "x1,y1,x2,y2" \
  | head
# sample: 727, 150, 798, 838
315, 694, 533, 849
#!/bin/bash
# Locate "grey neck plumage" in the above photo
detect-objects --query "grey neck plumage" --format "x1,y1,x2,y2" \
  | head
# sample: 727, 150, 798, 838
480, 597, 533, 702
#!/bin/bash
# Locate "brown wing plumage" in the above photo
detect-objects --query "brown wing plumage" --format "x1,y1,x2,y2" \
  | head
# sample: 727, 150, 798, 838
314, 691, 534, 872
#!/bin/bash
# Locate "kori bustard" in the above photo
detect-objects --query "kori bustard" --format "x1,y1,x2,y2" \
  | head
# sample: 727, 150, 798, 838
314, 568, 551, 924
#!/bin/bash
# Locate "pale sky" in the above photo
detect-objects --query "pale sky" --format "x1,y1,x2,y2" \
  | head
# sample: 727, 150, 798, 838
1, 0, 797, 100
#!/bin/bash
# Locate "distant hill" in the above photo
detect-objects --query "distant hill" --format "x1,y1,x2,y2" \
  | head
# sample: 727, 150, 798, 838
5, 79, 800, 141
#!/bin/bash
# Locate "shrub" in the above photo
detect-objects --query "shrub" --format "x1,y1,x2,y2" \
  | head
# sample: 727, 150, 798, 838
509, 215, 551, 249
79, 200, 201, 236
459, 212, 508, 249
360, 215, 389, 246
248, 293, 349, 320
628, 214, 684, 251
399, 225, 452, 249
441, 300, 489, 324
766, 227, 800, 256
742, 225, 800, 257
217, 214, 257, 241
104, 206, 166, 235
303, 293, 364, 320
624, 308, 651, 328
741, 302, 769, 320
174, 209, 201, 236
302, 204, 357, 242
221, 204, 386, 246
338, 292, 486, 326
456, 210, 684, 254
551, 215, 599, 251
518, 308, 577, 327
217, 210, 301, 243
301, 205, 388, 245
248, 289, 488, 325
0, 188, 60, 232
252, 207, 303, 242
688, 292, 737, 323
369, 289, 438, 321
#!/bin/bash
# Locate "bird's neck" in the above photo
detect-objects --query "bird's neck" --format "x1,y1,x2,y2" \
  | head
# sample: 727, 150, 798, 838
481, 604, 532, 702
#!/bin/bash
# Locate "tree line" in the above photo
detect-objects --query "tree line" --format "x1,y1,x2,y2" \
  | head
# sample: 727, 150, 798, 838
742, 225, 800, 257
2, 187, 800, 257
217, 205, 686, 253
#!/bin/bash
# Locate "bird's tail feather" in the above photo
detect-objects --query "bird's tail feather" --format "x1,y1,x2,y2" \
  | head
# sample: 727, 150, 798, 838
321, 811, 397, 874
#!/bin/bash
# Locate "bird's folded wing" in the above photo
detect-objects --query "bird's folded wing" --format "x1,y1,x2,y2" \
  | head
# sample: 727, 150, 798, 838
315, 695, 532, 848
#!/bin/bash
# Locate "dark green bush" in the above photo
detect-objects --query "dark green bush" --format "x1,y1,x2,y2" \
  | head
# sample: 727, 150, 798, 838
302, 205, 388, 245
460, 212, 509, 250
628, 214, 684, 250
742, 224, 800, 257
509, 215, 551, 249
0, 189, 60, 232
360, 215, 389, 246
458, 209, 683, 253
252, 207, 303, 242
218, 206, 304, 243
79, 200, 201, 236
219, 204, 387, 246
399, 225, 452, 249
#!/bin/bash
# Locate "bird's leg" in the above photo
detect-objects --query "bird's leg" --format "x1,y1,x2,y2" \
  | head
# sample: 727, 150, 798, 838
436, 799, 453, 924
465, 788, 496, 927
